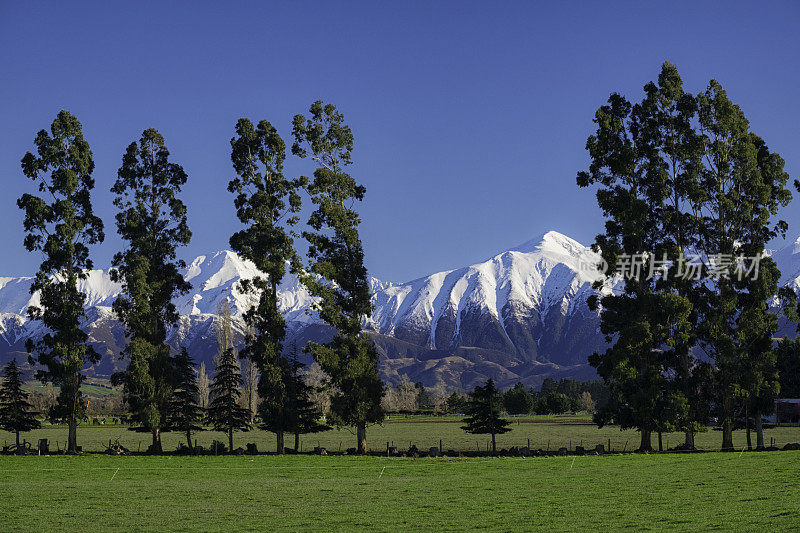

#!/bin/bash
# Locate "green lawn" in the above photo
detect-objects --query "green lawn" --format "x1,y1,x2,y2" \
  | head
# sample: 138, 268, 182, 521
0, 452, 798, 530
3, 415, 799, 453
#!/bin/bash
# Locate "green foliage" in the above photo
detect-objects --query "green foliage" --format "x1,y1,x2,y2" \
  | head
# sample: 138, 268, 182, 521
167, 348, 204, 449
207, 348, 251, 451
258, 348, 329, 446
445, 391, 469, 414
109, 128, 192, 450
292, 101, 383, 452
18, 110, 104, 453
503, 382, 535, 414
461, 379, 511, 453
776, 337, 800, 398
0, 359, 41, 446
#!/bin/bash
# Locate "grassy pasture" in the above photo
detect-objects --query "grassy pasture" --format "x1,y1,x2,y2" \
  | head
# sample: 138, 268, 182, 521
3, 415, 799, 453
0, 452, 798, 531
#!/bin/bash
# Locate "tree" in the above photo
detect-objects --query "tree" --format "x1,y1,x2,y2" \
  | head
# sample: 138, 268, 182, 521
228, 117, 305, 453
461, 379, 511, 454
503, 382, 534, 415
578, 63, 696, 451
260, 346, 330, 453
579, 391, 595, 413
777, 337, 800, 398
168, 348, 204, 450
207, 347, 251, 452
0, 359, 40, 447
445, 391, 469, 414
292, 101, 384, 453
109, 128, 192, 453
303, 362, 331, 417
692, 82, 793, 450
18, 110, 105, 453
197, 362, 211, 409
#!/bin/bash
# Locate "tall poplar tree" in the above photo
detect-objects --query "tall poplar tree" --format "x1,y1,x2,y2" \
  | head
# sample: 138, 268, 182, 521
227, 117, 304, 453
18, 110, 105, 453
110, 128, 192, 453
292, 101, 384, 454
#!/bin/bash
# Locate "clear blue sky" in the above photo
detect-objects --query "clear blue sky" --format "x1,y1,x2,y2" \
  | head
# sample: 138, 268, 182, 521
1, 1, 799, 282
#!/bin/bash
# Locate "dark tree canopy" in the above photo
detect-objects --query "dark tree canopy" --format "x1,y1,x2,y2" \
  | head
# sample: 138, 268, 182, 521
292, 101, 383, 454
18, 110, 104, 453
110, 128, 192, 453
0, 359, 41, 447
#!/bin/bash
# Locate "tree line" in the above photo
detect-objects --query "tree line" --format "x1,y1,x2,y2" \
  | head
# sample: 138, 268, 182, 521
10, 102, 382, 454
578, 61, 800, 452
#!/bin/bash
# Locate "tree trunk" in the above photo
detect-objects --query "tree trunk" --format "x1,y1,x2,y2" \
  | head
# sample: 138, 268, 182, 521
491, 433, 496, 455
746, 419, 752, 451
228, 428, 234, 453
721, 418, 734, 451
755, 410, 765, 450
186, 430, 192, 451
68, 416, 78, 453
356, 423, 367, 454
276, 430, 285, 454
684, 429, 695, 451
658, 431, 663, 452
638, 428, 652, 452
294, 432, 300, 453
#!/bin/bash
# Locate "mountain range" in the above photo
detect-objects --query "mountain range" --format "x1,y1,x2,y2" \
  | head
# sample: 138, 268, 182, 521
3, 230, 799, 390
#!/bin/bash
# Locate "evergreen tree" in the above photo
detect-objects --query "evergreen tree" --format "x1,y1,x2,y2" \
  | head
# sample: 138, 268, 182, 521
168, 348, 204, 450
0, 359, 40, 448
292, 101, 384, 454
227, 117, 304, 453
110, 128, 192, 453
207, 347, 251, 452
18, 110, 105, 453
503, 382, 535, 415
260, 346, 330, 453
461, 379, 511, 454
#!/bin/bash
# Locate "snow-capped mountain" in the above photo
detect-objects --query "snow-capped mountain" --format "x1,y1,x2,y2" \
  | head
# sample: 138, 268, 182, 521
0, 232, 613, 390
17, 229, 799, 390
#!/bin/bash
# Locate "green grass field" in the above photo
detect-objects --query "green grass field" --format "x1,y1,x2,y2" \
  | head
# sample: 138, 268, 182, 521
0, 452, 798, 530
3, 415, 799, 453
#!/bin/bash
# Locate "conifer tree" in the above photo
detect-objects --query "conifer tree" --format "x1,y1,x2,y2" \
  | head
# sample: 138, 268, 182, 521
207, 347, 251, 452
292, 101, 384, 454
110, 128, 192, 453
227, 117, 304, 452
0, 359, 40, 448
168, 348, 204, 450
18, 110, 104, 453
461, 379, 511, 454
259, 344, 329, 452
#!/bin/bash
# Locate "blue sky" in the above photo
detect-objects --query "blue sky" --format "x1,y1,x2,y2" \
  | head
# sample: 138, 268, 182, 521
1, 1, 799, 281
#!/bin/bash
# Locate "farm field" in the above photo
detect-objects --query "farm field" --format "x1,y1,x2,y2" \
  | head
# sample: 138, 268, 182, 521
3, 415, 799, 454
0, 452, 798, 530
